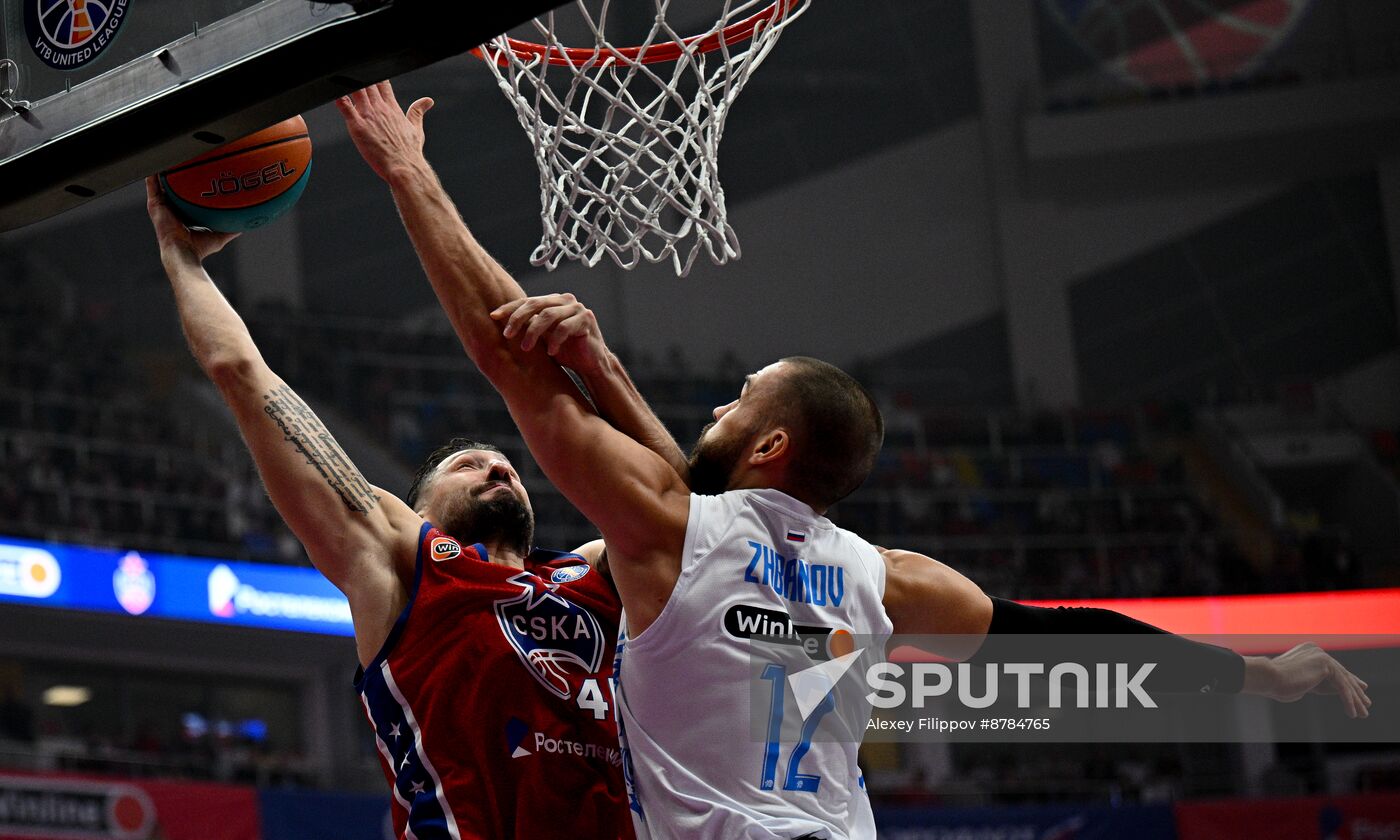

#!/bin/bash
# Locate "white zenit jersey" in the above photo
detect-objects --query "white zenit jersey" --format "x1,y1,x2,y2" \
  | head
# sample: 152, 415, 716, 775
616, 489, 893, 840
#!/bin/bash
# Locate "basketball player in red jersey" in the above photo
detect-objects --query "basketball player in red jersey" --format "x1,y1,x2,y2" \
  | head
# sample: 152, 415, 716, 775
143, 172, 661, 838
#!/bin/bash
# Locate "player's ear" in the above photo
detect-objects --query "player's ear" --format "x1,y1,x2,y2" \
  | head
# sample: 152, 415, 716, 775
748, 428, 790, 467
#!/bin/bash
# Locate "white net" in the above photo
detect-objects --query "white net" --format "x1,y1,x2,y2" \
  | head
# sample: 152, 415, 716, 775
478, 0, 810, 276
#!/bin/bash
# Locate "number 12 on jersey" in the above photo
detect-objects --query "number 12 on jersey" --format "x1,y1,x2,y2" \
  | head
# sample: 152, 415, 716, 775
758, 663, 836, 793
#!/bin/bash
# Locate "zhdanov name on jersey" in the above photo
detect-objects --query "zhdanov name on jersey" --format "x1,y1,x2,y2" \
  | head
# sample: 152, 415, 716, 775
743, 540, 845, 606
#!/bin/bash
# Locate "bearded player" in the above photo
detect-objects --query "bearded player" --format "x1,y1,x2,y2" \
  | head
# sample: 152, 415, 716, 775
345, 81, 1371, 839
143, 172, 676, 837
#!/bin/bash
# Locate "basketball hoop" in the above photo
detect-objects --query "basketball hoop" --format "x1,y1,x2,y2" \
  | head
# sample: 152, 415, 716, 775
475, 0, 810, 276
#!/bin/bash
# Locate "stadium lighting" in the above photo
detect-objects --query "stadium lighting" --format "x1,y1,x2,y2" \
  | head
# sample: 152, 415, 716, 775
42, 685, 91, 707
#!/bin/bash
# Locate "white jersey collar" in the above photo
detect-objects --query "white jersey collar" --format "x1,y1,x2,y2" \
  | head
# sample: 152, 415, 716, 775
735, 487, 827, 525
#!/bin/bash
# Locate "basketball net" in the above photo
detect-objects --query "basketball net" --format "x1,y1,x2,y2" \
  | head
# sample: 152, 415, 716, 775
477, 0, 810, 276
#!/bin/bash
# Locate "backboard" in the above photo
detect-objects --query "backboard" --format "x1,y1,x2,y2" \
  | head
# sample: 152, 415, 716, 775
0, 0, 564, 231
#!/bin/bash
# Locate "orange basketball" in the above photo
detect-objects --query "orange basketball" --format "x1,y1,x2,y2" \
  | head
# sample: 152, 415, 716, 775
158, 115, 313, 232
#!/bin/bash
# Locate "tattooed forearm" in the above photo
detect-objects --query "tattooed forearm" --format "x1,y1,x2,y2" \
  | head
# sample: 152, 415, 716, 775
263, 384, 380, 514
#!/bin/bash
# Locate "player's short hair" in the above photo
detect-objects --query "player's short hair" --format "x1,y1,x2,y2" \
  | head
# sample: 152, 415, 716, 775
768, 357, 884, 510
406, 437, 504, 510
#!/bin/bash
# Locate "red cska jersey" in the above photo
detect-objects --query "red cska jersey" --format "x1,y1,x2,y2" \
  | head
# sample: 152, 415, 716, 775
356, 522, 632, 839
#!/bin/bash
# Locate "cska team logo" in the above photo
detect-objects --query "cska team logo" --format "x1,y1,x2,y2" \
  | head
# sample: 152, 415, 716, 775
493, 572, 604, 699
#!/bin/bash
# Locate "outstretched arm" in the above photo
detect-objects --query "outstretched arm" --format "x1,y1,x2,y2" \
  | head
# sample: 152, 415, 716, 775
491, 294, 689, 481
340, 82, 691, 631
334, 85, 516, 368
147, 178, 420, 663
882, 548, 1371, 717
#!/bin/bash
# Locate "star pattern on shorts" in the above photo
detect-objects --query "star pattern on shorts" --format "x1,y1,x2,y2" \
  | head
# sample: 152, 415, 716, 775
389, 722, 401, 741
409, 780, 426, 795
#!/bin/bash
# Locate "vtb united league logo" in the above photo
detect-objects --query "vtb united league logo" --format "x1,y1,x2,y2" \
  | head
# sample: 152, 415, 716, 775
26, 0, 130, 71
494, 572, 603, 699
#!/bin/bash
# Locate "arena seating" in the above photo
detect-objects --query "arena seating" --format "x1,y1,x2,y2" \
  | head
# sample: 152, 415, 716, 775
0, 270, 298, 564
247, 310, 1309, 600
6, 296, 1338, 600
2, 281, 1385, 802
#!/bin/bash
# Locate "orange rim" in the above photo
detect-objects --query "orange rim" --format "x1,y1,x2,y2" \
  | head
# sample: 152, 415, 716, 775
472, 0, 800, 67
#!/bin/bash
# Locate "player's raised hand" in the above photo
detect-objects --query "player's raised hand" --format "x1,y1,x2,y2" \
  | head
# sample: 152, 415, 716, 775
1245, 642, 1372, 718
145, 177, 239, 264
491, 293, 608, 375
335, 80, 434, 182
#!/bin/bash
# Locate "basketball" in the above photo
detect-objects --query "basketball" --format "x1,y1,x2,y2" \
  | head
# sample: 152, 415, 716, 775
158, 115, 312, 233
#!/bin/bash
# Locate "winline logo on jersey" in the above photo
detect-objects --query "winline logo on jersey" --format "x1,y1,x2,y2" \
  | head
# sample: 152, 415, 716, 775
745, 633, 1400, 746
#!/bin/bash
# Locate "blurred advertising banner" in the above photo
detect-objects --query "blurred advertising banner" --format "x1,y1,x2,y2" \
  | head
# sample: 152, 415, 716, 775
1176, 794, 1400, 840
0, 536, 353, 637
0, 773, 259, 840
876, 802, 1176, 840
6, 531, 1398, 642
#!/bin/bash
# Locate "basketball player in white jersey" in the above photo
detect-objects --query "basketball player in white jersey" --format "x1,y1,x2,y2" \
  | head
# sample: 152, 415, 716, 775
341, 80, 1371, 840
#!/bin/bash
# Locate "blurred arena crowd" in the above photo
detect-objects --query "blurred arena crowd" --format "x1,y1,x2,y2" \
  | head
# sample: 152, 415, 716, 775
1, 271, 1379, 597
0, 265, 1392, 802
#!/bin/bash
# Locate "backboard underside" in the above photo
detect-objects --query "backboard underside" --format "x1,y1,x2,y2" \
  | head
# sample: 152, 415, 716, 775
0, 0, 565, 231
